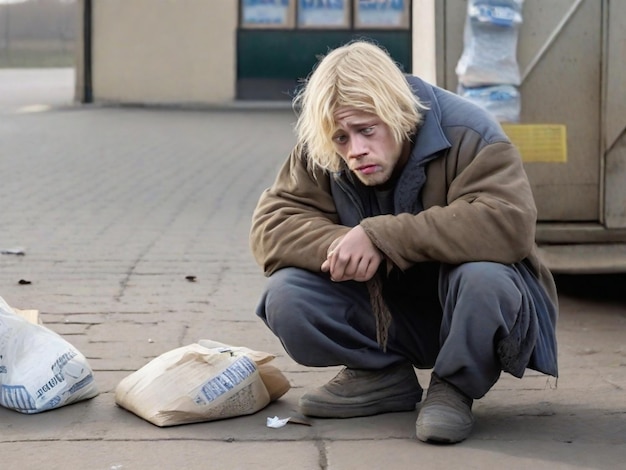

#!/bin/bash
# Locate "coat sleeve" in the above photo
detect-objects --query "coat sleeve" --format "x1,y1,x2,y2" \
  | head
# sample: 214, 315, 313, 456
250, 148, 351, 276
360, 141, 537, 269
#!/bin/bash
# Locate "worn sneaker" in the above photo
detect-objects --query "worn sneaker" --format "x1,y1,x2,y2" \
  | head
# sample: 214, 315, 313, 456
415, 373, 475, 443
299, 362, 422, 418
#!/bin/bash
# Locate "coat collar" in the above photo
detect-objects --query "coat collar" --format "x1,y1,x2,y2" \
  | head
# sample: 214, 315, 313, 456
406, 76, 452, 163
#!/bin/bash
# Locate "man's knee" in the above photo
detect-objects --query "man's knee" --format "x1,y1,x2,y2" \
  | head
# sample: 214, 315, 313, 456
257, 268, 323, 331
447, 262, 520, 297
442, 262, 523, 325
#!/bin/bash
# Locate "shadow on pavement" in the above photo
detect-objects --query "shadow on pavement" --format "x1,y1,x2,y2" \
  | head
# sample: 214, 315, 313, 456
554, 274, 626, 303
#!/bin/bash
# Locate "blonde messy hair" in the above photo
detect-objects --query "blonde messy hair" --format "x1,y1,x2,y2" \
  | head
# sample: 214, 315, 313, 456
293, 40, 427, 172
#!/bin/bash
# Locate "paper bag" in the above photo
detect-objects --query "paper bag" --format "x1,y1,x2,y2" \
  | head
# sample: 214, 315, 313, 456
115, 342, 290, 427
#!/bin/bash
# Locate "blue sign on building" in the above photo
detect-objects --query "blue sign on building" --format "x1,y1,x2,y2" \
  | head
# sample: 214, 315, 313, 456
300, 0, 345, 8
357, 0, 407, 27
298, 0, 347, 27
243, 0, 290, 26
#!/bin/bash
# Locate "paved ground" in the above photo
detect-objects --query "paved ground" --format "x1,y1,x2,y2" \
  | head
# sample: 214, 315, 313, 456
0, 70, 624, 469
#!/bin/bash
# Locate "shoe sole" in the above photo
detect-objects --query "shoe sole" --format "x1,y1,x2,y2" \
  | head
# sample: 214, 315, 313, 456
416, 419, 474, 444
299, 391, 420, 419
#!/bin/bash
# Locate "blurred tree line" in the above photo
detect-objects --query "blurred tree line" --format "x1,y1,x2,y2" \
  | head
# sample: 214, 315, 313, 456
0, 0, 77, 68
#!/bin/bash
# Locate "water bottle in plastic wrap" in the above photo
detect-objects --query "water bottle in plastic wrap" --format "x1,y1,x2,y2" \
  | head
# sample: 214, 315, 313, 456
459, 84, 521, 123
456, 0, 524, 87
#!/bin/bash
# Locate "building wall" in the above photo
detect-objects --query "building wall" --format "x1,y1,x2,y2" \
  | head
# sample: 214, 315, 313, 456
91, 0, 237, 105
80, 1, 422, 105
411, 0, 436, 84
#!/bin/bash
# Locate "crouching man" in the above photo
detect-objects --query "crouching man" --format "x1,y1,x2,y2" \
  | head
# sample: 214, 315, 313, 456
250, 40, 558, 444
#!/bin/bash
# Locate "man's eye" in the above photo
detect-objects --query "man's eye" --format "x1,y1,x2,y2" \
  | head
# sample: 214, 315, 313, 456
333, 135, 347, 144
361, 126, 375, 135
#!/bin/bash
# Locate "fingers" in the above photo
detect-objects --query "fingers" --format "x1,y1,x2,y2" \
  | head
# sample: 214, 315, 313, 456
321, 226, 382, 282
362, 257, 380, 281
321, 249, 352, 281
350, 256, 380, 282
327, 236, 343, 256
325, 251, 379, 282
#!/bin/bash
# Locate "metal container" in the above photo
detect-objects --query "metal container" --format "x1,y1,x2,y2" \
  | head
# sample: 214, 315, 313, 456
435, 0, 626, 272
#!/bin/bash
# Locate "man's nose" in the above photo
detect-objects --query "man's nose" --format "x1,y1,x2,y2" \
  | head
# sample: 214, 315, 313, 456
348, 135, 367, 159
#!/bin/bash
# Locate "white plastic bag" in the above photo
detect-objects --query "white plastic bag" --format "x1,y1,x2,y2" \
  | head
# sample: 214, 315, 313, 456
115, 341, 290, 427
0, 296, 99, 413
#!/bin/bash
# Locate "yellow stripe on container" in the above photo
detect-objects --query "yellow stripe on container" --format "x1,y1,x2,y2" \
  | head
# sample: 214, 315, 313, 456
501, 124, 567, 163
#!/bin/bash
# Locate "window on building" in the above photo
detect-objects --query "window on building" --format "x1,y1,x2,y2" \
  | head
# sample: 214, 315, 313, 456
240, 0, 411, 30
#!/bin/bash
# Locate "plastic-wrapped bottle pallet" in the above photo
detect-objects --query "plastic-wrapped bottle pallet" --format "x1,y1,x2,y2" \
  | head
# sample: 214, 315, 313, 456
461, 84, 521, 123
456, 0, 524, 122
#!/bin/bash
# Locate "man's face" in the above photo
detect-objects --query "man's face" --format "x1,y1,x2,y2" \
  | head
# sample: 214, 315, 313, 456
331, 107, 404, 187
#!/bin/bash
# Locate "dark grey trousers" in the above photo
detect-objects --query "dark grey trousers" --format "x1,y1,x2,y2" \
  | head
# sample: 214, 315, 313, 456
256, 262, 534, 399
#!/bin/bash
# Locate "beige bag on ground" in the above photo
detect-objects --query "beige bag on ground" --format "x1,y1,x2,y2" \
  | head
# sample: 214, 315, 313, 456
114, 340, 290, 427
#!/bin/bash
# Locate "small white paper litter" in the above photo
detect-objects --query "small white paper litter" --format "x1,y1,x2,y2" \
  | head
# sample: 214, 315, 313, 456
266, 416, 291, 428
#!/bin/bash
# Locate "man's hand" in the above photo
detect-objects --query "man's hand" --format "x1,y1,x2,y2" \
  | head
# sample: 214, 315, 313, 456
321, 225, 382, 282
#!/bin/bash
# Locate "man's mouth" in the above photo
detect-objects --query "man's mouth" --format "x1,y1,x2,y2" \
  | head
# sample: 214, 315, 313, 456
355, 164, 381, 175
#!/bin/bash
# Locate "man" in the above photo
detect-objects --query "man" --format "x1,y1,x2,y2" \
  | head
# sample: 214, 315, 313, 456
250, 40, 558, 444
